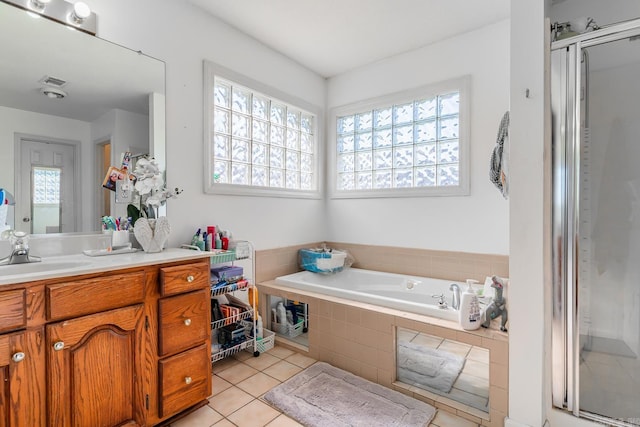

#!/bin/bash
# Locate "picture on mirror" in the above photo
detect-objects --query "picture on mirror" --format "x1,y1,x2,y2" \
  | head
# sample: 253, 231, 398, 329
102, 167, 134, 192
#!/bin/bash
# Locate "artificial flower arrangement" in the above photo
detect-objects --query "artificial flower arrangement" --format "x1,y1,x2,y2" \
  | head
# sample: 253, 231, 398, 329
127, 156, 182, 225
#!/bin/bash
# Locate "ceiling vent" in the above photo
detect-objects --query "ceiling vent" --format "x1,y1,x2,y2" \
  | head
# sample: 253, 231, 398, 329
39, 75, 67, 88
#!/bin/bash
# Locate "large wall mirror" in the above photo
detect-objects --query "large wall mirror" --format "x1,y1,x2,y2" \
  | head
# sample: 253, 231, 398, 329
0, 1, 165, 235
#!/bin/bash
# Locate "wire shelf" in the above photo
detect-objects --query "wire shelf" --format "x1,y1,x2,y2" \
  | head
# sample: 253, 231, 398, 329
210, 281, 250, 298
211, 309, 253, 330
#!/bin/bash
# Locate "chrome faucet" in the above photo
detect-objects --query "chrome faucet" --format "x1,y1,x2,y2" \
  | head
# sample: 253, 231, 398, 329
449, 283, 461, 310
0, 231, 41, 265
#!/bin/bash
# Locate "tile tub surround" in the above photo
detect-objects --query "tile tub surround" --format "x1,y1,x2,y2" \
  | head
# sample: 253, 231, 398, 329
257, 280, 508, 427
255, 242, 509, 284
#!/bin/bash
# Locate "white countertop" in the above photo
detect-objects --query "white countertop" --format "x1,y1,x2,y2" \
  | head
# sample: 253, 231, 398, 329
0, 248, 212, 286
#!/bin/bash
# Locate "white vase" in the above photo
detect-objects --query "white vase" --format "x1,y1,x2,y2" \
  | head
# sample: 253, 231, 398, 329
133, 217, 170, 253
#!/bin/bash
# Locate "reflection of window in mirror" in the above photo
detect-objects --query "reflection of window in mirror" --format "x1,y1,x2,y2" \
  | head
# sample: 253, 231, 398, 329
32, 167, 61, 234
396, 327, 489, 414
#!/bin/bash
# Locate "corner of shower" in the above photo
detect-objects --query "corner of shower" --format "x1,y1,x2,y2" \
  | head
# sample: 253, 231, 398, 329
551, 17, 640, 427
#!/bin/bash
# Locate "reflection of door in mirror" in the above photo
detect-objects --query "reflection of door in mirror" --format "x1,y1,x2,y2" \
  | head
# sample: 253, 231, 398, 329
97, 141, 112, 217
17, 138, 77, 234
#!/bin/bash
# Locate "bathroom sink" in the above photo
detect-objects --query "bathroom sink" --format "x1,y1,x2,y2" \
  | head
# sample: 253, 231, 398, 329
0, 260, 92, 275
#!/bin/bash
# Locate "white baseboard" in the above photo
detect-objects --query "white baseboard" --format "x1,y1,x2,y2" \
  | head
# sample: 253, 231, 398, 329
505, 418, 532, 427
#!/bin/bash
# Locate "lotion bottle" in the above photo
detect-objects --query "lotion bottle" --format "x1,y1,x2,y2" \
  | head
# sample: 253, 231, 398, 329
459, 279, 481, 330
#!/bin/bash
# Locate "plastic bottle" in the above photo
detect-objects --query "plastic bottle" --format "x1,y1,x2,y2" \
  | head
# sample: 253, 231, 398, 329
459, 279, 481, 330
196, 234, 205, 251
276, 301, 286, 325
256, 314, 263, 339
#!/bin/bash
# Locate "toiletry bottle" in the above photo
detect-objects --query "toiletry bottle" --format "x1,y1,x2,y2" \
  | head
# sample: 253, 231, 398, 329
276, 301, 286, 325
459, 279, 481, 330
206, 226, 215, 251
256, 314, 263, 339
196, 234, 205, 251
221, 230, 229, 250
215, 232, 222, 250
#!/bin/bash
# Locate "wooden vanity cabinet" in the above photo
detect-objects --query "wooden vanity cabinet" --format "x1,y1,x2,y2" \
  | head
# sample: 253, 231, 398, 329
0, 328, 46, 427
46, 304, 145, 427
0, 257, 211, 427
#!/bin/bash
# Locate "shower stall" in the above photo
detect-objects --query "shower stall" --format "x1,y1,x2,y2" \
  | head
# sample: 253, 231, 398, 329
552, 17, 640, 426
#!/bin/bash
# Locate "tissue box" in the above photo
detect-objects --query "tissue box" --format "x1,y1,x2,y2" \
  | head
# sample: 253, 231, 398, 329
211, 266, 243, 283
299, 249, 347, 273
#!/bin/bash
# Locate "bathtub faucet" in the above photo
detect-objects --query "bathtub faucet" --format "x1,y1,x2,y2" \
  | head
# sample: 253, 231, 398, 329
449, 284, 461, 310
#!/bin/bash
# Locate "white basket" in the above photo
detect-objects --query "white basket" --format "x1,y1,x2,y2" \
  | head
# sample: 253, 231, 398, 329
271, 318, 305, 338
250, 329, 275, 354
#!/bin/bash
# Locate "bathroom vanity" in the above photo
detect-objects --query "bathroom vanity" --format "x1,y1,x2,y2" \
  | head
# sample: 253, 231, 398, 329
0, 249, 212, 426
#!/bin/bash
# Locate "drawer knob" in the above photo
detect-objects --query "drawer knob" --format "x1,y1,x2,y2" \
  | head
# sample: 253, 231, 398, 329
12, 352, 25, 363
183, 318, 192, 326
53, 341, 65, 351
185, 376, 192, 385
186, 275, 194, 283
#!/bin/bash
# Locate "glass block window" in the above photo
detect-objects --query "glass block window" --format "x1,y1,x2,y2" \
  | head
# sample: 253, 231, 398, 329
32, 167, 61, 204
205, 63, 320, 198
331, 77, 469, 198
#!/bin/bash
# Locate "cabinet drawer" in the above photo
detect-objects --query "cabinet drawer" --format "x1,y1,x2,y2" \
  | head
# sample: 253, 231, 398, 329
158, 343, 211, 418
0, 289, 26, 333
159, 262, 209, 296
47, 272, 145, 320
158, 289, 210, 356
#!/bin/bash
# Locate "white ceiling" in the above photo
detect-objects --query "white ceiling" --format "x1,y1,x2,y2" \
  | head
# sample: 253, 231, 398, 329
187, 0, 511, 78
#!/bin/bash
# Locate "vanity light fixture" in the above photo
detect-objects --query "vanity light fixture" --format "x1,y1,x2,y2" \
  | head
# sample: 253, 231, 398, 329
0, 0, 97, 35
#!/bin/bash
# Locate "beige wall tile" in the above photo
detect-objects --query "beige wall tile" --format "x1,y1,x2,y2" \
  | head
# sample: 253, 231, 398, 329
377, 368, 394, 387
456, 331, 484, 347
360, 363, 378, 383
456, 409, 483, 425
490, 362, 508, 389
484, 338, 509, 366
483, 409, 507, 427
490, 385, 508, 413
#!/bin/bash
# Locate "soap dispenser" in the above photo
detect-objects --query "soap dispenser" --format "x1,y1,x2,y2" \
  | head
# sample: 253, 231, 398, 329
459, 279, 481, 330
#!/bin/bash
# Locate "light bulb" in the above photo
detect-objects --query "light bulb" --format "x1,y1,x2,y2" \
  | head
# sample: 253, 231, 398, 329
69, 2, 91, 24
73, 2, 91, 19
29, 0, 51, 12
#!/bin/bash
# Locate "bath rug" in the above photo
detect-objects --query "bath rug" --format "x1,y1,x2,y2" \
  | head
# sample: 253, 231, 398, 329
397, 341, 465, 393
264, 362, 436, 427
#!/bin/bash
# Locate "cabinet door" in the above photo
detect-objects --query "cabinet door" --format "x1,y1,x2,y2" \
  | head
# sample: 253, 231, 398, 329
47, 304, 145, 427
0, 329, 45, 427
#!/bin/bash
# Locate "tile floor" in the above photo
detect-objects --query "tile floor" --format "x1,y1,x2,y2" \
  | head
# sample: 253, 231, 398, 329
171, 344, 481, 427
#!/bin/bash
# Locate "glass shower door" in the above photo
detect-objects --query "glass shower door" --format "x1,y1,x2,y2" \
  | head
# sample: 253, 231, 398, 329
552, 22, 640, 426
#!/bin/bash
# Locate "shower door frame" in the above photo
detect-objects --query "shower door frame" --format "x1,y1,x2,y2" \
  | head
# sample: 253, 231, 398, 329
551, 18, 640, 425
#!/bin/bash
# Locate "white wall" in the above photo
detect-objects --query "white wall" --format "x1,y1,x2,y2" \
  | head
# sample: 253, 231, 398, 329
507, 2, 547, 426
325, 21, 510, 255
82, 0, 326, 250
